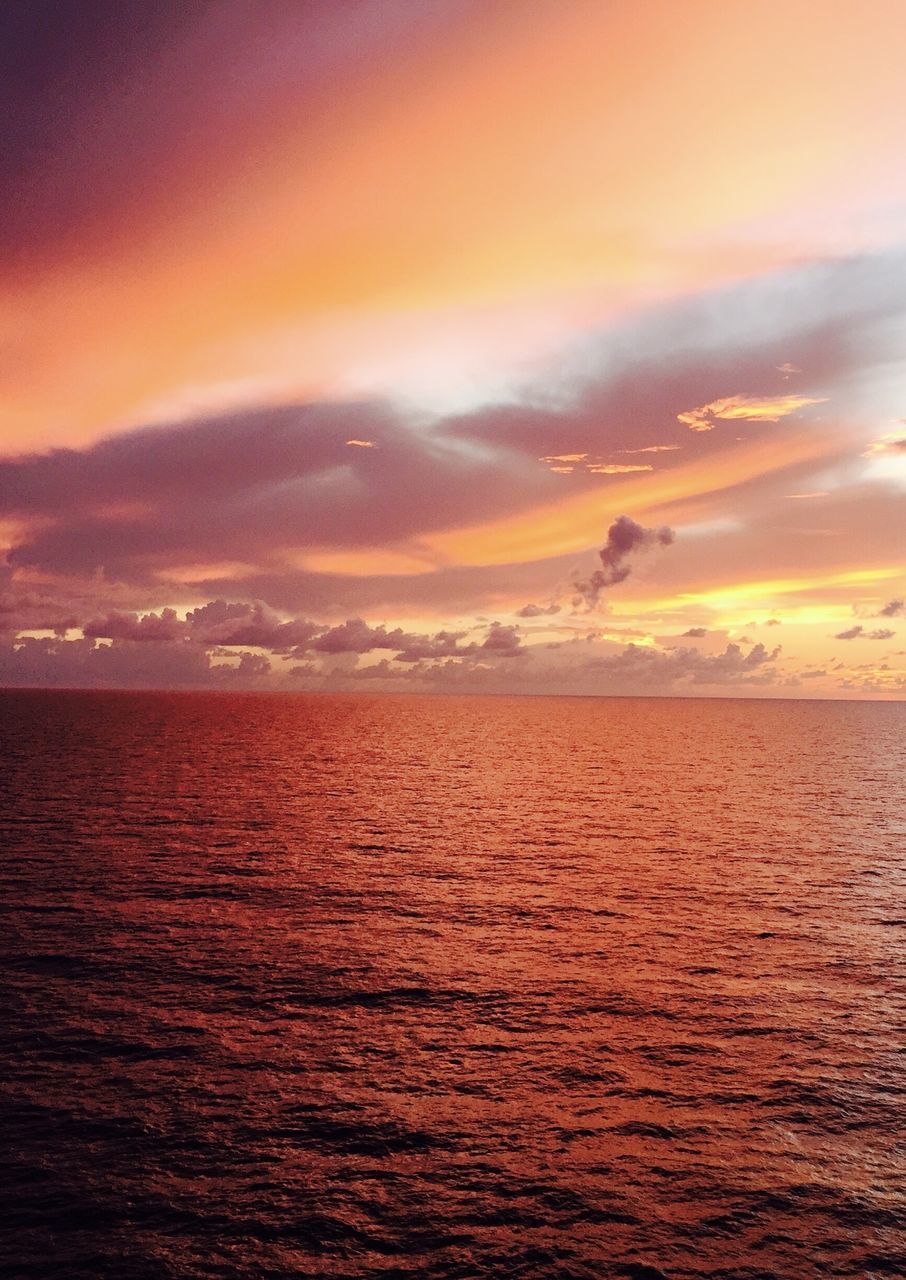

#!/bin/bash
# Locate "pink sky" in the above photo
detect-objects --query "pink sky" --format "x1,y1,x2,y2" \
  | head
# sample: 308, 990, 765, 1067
2, 1, 905, 696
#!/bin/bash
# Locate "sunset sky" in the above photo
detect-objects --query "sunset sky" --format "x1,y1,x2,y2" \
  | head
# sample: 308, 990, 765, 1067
2, 0, 905, 696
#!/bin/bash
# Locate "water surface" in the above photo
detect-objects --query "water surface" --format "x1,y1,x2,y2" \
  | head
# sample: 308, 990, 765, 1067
1, 690, 904, 1278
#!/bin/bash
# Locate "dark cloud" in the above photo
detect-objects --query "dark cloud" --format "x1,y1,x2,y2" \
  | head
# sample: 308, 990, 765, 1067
879, 598, 904, 617
574, 515, 675, 606
186, 600, 321, 651
1, 401, 555, 580
83, 600, 322, 651
4, 251, 904, 601
585, 641, 782, 688
831, 624, 893, 640
392, 630, 479, 663
0, 581, 79, 638
0, 602, 526, 689
313, 618, 408, 655
516, 602, 561, 618
477, 622, 524, 657
0, 634, 216, 690
446, 254, 906, 460
682, 627, 708, 637
83, 607, 184, 643
312, 617, 524, 662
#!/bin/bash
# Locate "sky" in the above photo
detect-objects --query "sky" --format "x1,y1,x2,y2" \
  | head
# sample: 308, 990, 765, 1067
2, 0, 905, 698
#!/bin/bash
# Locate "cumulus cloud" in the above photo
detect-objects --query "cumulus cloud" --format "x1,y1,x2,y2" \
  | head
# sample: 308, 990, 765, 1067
392, 630, 477, 662
186, 600, 321, 650
83, 607, 185, 642
879, 598, 904, 617
83, 600, 323, 652
574, 515, 675, 606
682, 627, 708, 637
478, 621, 524, 657
311, 617, 401, 654
586, 641, 782, 687
516, 602, 561, 618
834, 624, 896, 640
0, 602, 529, 689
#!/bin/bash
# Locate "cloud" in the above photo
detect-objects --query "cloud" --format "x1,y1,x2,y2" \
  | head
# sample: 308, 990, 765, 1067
185, 600, 321, 650
0, 400, 559, 581
391, 629, 478, 662
541, 453, 654, 476
677, 393, 827, 432
864, 435, 906, 457
879, 598, 904, 617
574, 515, 675, 606
585, 641, 782, 688
682, 627, 708, 637
0, 634, 219, 689
346, 439, 376, 448
618, 445, 681, 455
76, 602, 519, 669
516, 602, 561, 618
834, 624, 895, 640
0, 600, 530, 689
83, 607, 184, 642
585, 463, 653, 475
313, 617, 409, 654
478, 621, 524, 657
310, 615, 524, 662
83, 600, 323, 652
2, 252, 903, 610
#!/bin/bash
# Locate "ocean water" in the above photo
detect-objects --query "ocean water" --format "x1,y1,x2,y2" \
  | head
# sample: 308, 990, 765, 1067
1, 689, 904, 1280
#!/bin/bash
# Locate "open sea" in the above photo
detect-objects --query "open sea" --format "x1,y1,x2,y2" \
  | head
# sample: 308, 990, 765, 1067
0, 688, 904, 1280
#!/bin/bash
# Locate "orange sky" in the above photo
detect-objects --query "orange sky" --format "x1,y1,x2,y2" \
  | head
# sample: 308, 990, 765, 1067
1, 0, 905, 696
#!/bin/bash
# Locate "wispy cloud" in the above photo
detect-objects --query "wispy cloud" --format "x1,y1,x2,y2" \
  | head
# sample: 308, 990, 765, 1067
678, 394, 827, 432
618, 445, 681, 455
586, 463, 653, 475
864, 434, 906, 457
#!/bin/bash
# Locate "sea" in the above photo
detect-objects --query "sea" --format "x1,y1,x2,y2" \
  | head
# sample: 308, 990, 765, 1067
1, 689, 904, 1279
